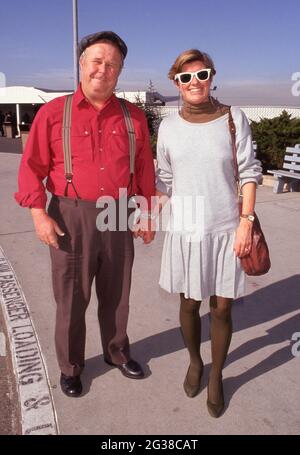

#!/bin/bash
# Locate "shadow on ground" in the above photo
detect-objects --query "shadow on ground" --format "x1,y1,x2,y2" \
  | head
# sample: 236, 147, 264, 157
83, 275, 300, 401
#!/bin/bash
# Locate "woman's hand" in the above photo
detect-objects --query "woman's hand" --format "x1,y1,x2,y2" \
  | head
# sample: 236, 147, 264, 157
234, 218, 253, 257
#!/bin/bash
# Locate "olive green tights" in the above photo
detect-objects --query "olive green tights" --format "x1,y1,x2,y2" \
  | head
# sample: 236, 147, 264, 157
179, 294, 232, 402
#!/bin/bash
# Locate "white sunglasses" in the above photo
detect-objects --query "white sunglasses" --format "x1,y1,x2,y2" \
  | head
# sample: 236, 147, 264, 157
174, 68, 211, 84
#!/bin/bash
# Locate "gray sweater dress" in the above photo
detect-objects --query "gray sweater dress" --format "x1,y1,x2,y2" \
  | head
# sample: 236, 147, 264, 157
156, 107, 262, 300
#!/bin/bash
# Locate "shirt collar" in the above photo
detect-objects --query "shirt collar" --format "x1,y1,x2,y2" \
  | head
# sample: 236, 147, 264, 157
72, 84, 86, 106
73, 84, 118, 110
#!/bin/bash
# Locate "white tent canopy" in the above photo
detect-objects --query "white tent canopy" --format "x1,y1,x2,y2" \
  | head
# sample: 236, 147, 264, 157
0, 86, 72, 104
0, 86, 167, 105
0, 86, 72, 136
0, 86, 167, 137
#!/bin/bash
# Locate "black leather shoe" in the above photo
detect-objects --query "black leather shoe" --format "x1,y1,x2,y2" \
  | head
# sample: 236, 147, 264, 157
105, 358, 144, 379
60, 373, 82, 397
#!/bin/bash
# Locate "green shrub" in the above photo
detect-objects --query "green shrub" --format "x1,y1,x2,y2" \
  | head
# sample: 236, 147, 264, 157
134, 81, 162, 158
250, 111, 300, 173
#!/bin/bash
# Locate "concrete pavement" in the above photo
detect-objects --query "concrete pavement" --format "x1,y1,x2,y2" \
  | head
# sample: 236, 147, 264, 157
0, 297, 21, 434
0, 145, 300, 435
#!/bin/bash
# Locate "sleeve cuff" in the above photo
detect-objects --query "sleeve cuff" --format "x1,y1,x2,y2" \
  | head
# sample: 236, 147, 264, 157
240, 177, 262, 188
14, 191, 47, 209
155, 180, 172, 197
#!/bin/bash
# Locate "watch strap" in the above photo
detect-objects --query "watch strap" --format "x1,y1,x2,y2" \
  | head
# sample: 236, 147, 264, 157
240, 214, 255, 221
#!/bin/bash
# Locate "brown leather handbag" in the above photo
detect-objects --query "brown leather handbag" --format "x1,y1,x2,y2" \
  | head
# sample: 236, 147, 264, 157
228, 109, 271, 276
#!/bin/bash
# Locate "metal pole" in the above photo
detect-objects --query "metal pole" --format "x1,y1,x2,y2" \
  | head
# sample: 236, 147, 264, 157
16, 103, 21, 137
73, 0, 79, 89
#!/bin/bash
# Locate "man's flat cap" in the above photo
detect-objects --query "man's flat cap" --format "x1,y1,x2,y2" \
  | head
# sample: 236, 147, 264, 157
78, 31, 128, 59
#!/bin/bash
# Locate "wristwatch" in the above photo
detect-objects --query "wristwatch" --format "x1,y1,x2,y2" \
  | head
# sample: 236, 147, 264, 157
140, 212, 156, 220
240, 213, 255, 222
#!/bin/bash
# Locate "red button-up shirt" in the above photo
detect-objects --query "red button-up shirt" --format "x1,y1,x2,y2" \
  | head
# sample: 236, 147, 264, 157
15, 85, 155, 209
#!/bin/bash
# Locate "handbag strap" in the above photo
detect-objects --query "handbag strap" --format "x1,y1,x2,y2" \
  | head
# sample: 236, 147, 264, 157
228, 107, 244, 202
62, 94, 136, 197
228, 107, 239, 183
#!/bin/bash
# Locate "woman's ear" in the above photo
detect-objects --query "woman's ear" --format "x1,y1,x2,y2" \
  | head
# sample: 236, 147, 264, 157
173, 80, 180, 90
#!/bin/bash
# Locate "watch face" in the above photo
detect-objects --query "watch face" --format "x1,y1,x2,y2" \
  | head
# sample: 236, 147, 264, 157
248, 215, 255, 222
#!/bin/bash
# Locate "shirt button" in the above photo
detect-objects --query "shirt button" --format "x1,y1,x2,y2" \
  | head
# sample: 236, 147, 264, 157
100, 187, 104, 191
99, 148, 103, 152
112, 130, 116, 134
99, 130, 102, 133
84, 131, 89, 135
100, 167, 104, 171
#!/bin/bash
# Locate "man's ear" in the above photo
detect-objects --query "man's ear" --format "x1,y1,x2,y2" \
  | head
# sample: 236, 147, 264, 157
118, 64, 123, 77
79, 53, 85, 72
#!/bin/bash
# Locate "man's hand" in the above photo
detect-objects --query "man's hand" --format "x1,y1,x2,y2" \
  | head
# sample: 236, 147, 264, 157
140, 229, 156, 244
31, 208, 65, 249
133, 213, 156, 244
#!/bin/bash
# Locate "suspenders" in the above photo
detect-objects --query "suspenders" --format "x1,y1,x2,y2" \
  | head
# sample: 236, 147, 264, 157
62, 94, 136, 198
62, 95, 80, 198
119, 98, 136, 195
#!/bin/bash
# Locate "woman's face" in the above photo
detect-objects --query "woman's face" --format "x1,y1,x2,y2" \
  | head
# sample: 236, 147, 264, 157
175, 60, 212, 105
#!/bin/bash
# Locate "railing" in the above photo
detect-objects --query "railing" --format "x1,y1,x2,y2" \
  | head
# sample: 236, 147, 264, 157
155, 105, 300, 122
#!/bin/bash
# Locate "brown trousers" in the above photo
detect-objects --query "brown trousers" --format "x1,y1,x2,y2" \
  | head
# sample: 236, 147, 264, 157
48, 195, 134, 376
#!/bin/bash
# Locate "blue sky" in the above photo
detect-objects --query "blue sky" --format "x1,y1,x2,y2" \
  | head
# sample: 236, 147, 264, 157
1, 0, 299, 105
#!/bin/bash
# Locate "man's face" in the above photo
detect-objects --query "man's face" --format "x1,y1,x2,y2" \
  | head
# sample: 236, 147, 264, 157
79, 42, 123, 102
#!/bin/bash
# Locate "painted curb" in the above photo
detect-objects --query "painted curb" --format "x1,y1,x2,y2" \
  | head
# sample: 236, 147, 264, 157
0, 246, 59, 435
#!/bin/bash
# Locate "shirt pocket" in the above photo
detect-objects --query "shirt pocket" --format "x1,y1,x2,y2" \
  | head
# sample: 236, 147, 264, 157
109, 126, 144, 161
49, 126, 93, 165
70, 126, 93, 163
110, 127, 130, 157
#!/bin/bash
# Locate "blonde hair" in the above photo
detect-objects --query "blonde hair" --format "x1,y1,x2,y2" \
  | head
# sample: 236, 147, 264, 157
168, 49, 216, 80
